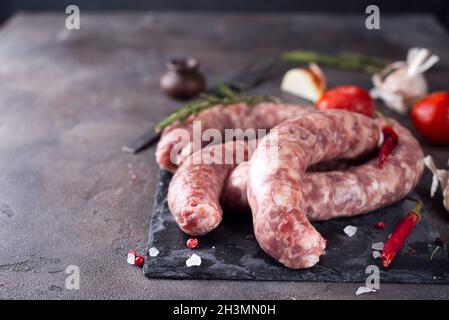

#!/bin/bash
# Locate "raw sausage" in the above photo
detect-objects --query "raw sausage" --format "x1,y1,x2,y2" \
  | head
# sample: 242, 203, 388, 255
156, 103, 312, 172
247, 110, 382, 269
168, 140, 255, 236
222, 160, 353, 213
223, 119, 423, 221
168, 110, 380, 237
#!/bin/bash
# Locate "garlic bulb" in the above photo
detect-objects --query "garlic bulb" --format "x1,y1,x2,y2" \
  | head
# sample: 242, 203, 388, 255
423, 155, 449, 212
370, 48, 439, 114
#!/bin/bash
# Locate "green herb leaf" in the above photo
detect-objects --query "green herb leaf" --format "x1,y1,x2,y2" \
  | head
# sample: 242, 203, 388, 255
281, 50, 391, 74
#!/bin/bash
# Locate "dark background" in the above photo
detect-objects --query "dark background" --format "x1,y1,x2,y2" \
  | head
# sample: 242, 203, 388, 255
1, 0, 449, 30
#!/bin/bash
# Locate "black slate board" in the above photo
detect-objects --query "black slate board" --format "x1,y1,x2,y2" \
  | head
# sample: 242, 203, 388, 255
144, 170, 449, 283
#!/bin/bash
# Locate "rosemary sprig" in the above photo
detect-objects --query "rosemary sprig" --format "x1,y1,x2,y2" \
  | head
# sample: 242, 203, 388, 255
281, 50, 391, 74
154, 82, 279, 133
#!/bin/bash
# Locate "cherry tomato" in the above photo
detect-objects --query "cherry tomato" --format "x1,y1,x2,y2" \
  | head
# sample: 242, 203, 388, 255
411, 92, 449, 145
316, 85, 375, 117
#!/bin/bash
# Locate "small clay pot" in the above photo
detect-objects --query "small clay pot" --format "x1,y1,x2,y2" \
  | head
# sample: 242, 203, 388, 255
160, 57, 206, 100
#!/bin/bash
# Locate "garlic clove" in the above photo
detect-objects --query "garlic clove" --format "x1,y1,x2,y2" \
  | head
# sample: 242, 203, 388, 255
281, 63, 326, 103
444, 185, 449, 212
309, 63, 326, 91
384, 69, 428, 101
423, 155, 449, 212
370, 48, 438, 114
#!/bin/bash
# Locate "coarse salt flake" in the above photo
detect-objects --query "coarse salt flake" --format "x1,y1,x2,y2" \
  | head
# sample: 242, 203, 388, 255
356, 286, 376, 296
149, 247, 160, 257
343, 225, 357, 237
127, 250, 137, 265
186, 254, 201, 267
372, 242, 384, 251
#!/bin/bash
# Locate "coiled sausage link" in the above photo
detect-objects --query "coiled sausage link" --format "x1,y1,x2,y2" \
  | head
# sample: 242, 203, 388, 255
223, 119, 423, 221
247, 110, 381, 269
168, 110, 380, 238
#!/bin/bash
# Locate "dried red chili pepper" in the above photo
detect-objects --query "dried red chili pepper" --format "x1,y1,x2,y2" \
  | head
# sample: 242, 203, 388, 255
381, 201, 422, 268
378, 125, 399, 169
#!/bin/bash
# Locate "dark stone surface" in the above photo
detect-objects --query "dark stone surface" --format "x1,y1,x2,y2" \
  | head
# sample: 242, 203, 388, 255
145, 172, 449, 283
0, 13, 448, 299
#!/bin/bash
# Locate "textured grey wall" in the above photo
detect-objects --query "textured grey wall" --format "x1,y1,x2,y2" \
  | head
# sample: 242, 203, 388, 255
1, 0, 449, 29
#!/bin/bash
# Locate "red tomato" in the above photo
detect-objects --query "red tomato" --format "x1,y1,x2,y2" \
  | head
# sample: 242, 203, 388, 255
411, 92, 449, 145
316, 85, 375, 117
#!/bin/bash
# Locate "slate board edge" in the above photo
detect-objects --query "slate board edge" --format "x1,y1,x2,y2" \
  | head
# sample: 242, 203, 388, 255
144, 264, 449, 284
144, 170, 449, 284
